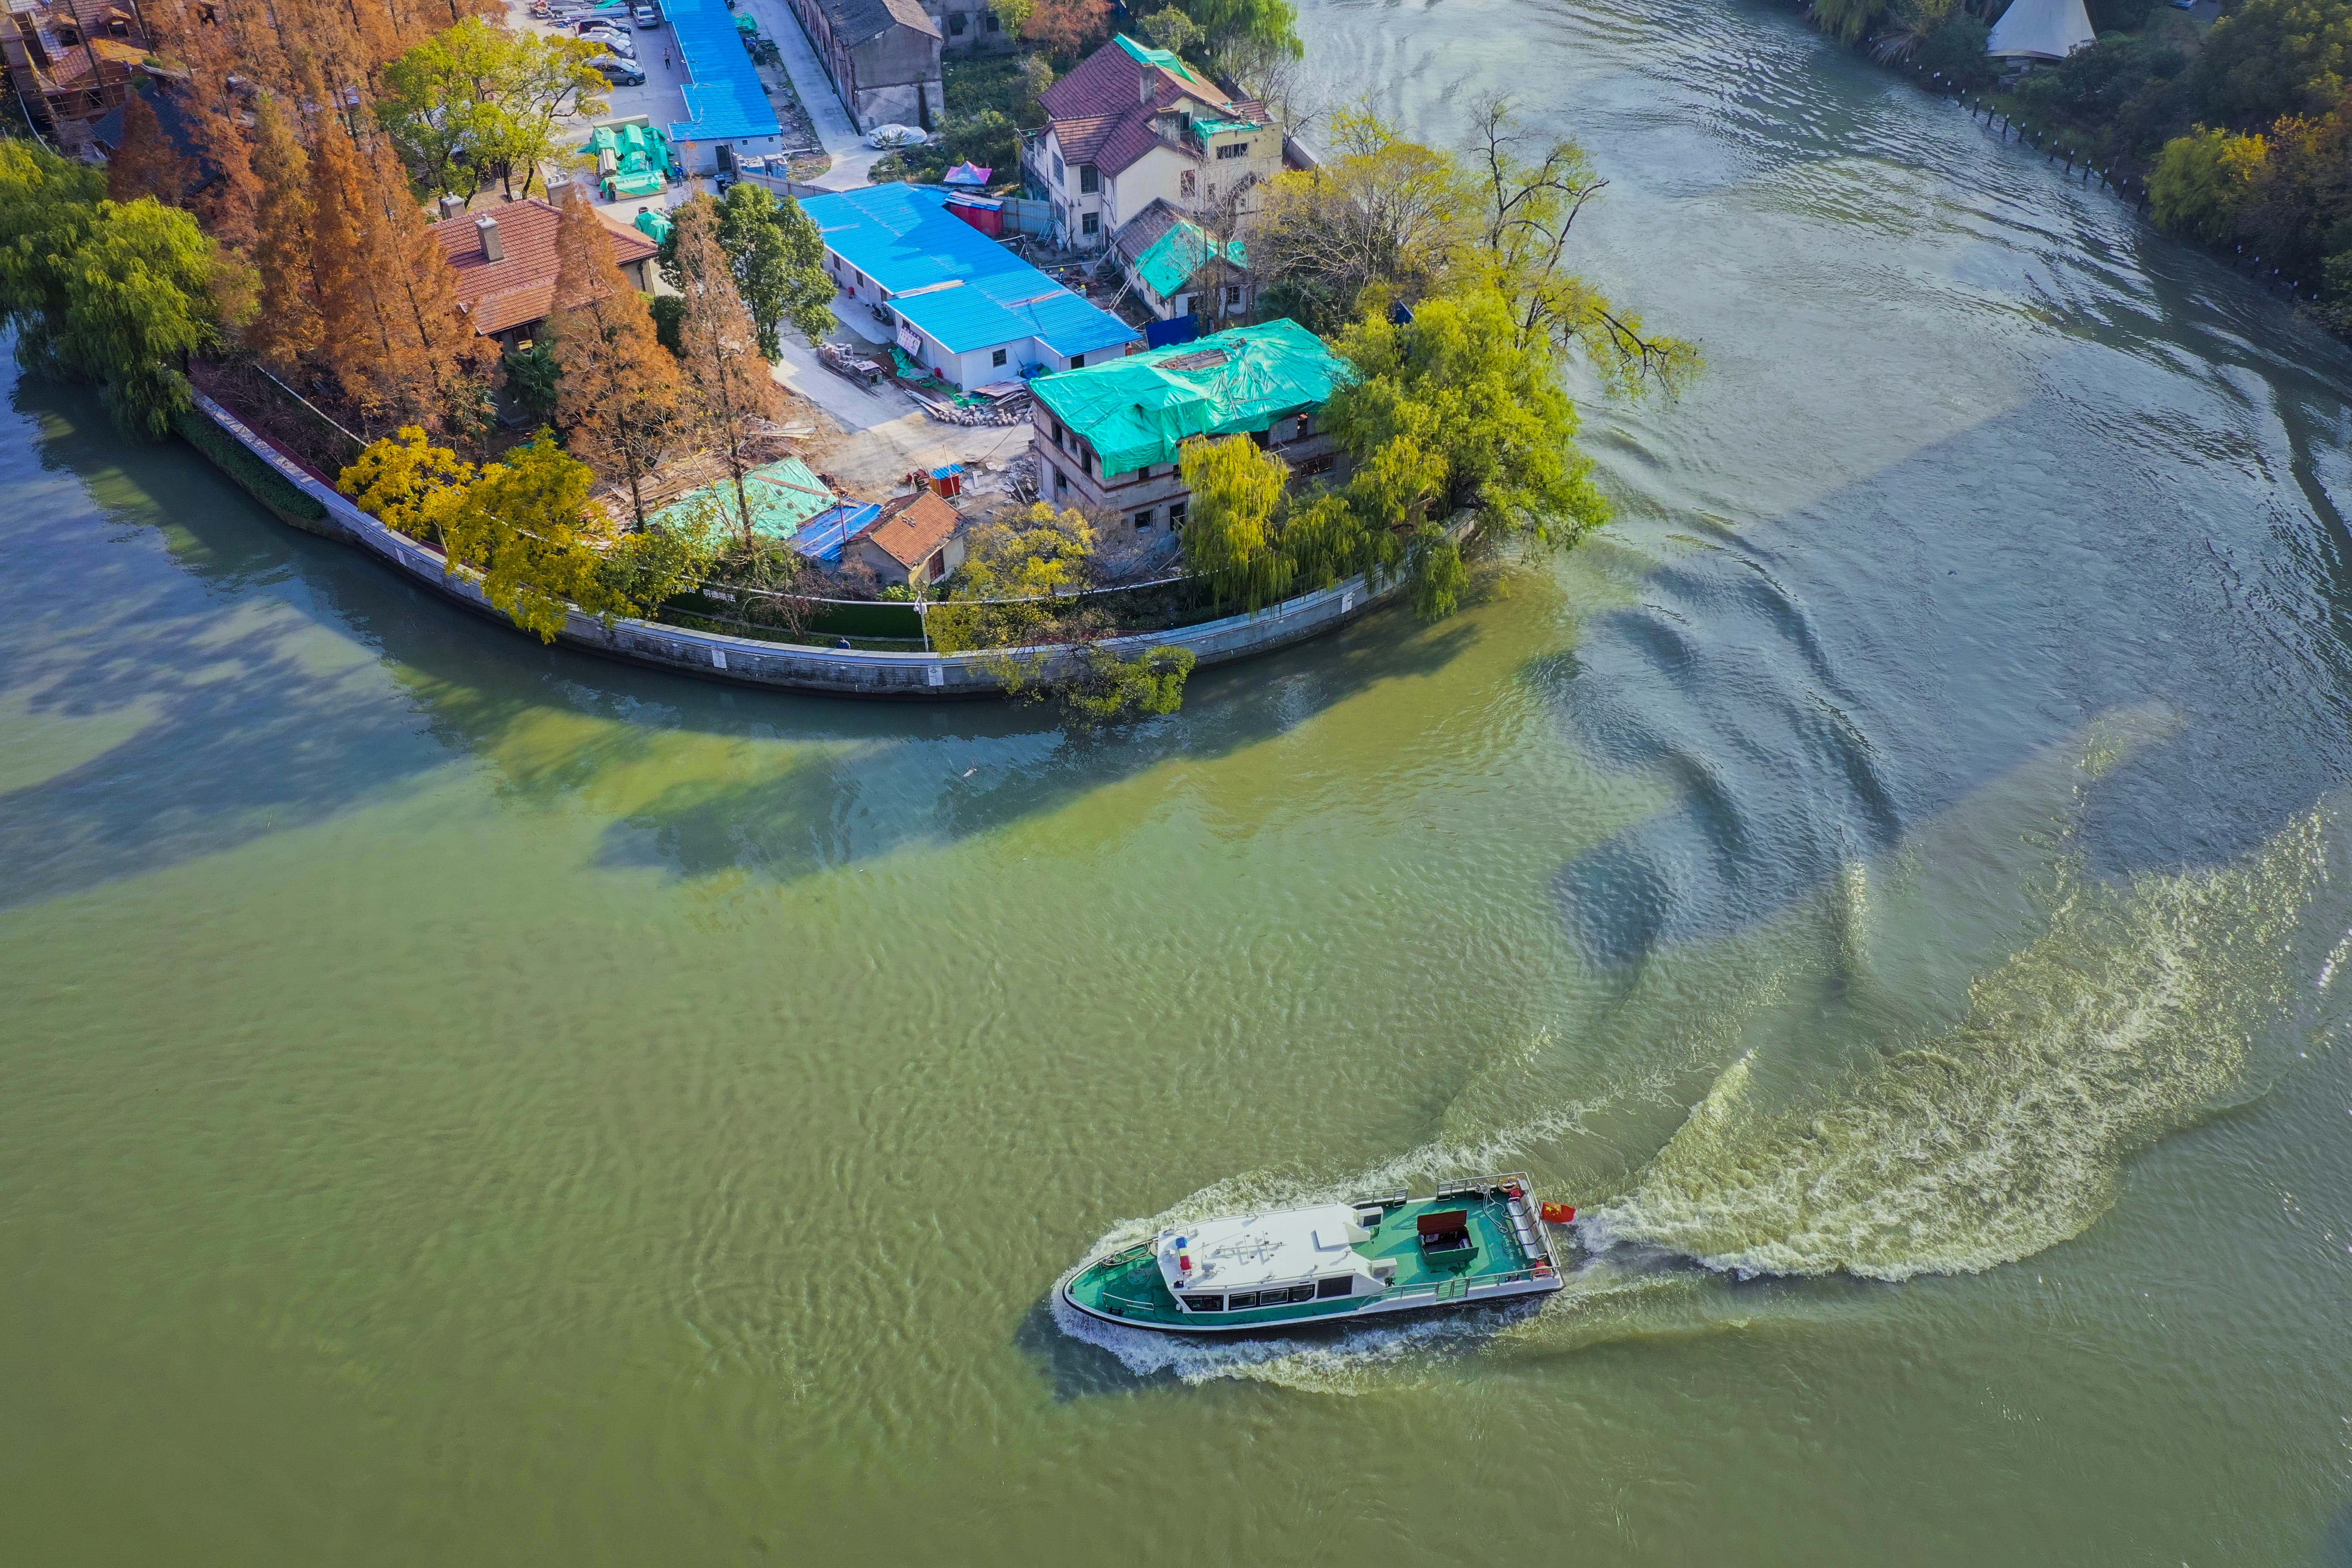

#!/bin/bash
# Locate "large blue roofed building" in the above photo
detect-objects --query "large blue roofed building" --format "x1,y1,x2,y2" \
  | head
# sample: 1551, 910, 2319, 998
663, 0, 786, 177
800, 183, 1139, 390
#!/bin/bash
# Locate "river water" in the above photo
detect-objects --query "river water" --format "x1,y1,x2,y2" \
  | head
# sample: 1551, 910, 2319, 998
9, 0, 2352, 1562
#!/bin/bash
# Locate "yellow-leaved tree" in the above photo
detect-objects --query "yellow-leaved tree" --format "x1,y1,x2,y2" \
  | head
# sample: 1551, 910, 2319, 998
340, 428, 711, 641
925, 503, 1098, 652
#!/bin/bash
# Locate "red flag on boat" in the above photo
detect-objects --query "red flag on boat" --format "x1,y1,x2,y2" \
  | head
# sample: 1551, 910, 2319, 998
1540, 1203, 1577, 1225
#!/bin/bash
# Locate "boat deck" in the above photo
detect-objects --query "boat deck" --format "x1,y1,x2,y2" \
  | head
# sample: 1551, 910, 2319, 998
1065, 1184, 1559, 1333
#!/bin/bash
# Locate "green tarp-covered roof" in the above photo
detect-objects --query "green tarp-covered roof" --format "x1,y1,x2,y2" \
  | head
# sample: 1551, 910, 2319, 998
649, 455, 835, 540
1130, 215, 1245, 301
1029, 318, 1348, 478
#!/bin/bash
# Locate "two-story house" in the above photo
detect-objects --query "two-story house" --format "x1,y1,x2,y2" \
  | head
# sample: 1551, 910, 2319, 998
1027, 319, 1350, 540
1023, 35, 1285, 254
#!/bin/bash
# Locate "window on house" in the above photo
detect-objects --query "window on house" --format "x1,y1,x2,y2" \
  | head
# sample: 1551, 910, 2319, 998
948, 10, 965, 29
1216, 141, 1250, 160
1081, 212, 1099, 236
1079, 165, 1098, 194
1179, 169, 1196, 199
1132, 509, 1154, 530
1300, 453, 1335, 477
1053, 467, 1067, 493
1168, 500, 1188, 530
1225, 286, 1243, 307
983, 11, 999, 26
991, 347, 1007, 367
1052, 153, 1065, 183
1069, 353, 1086, 368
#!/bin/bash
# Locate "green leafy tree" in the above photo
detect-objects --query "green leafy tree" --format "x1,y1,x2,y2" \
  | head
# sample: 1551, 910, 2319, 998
380, 18, 609, 201
713, 183, 836, 358
1179, 433, 1296, 611
1327, 288, 1611, 556
1253, 105, 1474, 330
1810, 0, 1888, 43
1139, 8, 1204, 53
2149, 125, 2271, 242
1460, 96, 1699, 393
502, 339, 563, 423
1056, 645, 1197, 726
2192, 0, 2352, 128
926, 504, 1098, 650
0, 143, 231, 438
1185, 0, 1301, 61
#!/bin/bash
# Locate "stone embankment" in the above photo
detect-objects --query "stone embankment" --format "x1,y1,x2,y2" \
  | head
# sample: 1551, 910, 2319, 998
188, 393, 1405, 699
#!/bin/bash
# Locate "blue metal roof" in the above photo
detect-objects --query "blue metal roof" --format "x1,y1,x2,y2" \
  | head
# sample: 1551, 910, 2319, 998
800, 184, 1138, 359
791, 502, 882, 565
665, 0, 780, 144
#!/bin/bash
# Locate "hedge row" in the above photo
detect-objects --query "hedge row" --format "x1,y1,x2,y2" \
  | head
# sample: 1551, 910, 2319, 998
173, 407, 330, 525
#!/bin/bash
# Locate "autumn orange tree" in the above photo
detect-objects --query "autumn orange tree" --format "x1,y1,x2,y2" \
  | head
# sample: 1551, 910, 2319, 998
307, 119, 496, 441
542, 185, 680, 526
668, 196, 786, 550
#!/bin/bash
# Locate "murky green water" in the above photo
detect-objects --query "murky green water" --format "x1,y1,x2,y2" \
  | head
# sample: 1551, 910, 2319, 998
11, 1, 2352, 1562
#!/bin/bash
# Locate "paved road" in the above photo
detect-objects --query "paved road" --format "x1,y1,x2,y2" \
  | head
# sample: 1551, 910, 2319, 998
738, 0, 883, 189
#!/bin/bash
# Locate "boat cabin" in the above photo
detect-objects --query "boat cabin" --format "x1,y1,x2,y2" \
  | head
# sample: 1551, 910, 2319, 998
1158, 1204, 1391, 1316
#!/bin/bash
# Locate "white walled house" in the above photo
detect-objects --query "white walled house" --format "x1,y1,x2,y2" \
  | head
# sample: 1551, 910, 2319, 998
1022, 35, 1287, 254
799, 183, 1137, 390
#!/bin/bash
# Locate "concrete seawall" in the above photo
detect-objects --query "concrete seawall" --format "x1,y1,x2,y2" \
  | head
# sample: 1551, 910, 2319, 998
188, 393, 1409, 700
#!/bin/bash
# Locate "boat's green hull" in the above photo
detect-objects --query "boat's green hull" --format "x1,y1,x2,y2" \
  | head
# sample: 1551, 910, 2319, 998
1060, 1182, 1565, 1335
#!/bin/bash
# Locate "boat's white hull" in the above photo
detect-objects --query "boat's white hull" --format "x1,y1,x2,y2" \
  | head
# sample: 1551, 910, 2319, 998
1058, 1268, 1564, 1336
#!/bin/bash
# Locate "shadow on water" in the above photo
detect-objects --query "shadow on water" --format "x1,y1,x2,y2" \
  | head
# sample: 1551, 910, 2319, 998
0, 372, 1479, 909
1545, 380, 2352, 970
0, 382, 463, 912
589, 612, 1477, 884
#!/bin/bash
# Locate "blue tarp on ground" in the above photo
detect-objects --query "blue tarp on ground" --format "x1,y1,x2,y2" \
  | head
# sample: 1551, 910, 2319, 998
665, 0, 780, 145
799, 184, 1137, 361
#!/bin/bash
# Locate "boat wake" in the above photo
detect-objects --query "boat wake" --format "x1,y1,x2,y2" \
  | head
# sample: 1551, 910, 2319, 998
1583, 809, 2333, 1280
1050, 805, 2343, 1390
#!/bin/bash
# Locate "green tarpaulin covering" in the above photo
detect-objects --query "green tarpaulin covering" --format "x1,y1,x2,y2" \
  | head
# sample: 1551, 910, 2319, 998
633, 207, 673, 243
649, 455, 836, 540
1028, 319, 1349, 479
1129, 216, 1245, 303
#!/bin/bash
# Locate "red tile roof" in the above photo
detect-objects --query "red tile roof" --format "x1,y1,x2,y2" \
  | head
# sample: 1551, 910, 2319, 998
429, 196, 660, 338
856, 490, 960, 570
1039, 37, 1267, 178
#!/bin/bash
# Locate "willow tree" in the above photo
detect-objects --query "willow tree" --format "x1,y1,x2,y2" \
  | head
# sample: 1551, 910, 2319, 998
0, 143, 230, 437
543, 185, 680, 525
1327, 288, 1609, 557
669, 196, 785, 548
1459, 96, 1698, 394
1179, 434, 1295, 611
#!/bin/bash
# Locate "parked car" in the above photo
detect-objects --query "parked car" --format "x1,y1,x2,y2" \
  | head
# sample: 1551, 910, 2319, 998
632, 3, 661, 24
591, 56, 645, 84
586, 29, 636, 55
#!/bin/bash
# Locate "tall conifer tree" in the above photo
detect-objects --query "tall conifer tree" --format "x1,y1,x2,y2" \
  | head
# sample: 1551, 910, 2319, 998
668, 196, 784, 549
543, 184, 680, 526
106, 92, 187, 206
246, 92, 322, 374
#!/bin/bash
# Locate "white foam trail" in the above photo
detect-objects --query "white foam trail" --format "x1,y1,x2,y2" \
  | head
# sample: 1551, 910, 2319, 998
1589, 812, 2334, 1280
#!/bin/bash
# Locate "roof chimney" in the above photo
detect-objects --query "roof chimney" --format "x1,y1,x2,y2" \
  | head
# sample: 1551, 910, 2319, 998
438, 193, 464, 221
475, 214, 502, 263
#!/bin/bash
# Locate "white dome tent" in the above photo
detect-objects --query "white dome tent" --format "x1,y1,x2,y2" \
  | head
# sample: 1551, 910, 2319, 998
1986, 0, 2097, 61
